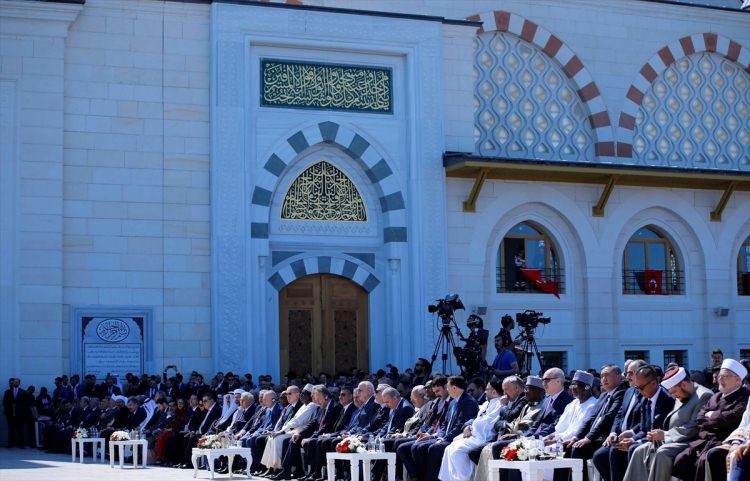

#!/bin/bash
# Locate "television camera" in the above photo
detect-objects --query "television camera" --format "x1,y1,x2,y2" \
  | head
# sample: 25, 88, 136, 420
427, 294, 486, 378
513, 310, 551, 376
515, 310, 551, 330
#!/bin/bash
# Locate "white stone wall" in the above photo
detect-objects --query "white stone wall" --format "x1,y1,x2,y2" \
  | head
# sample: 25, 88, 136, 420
0, 0, 81, 388
61, 0, 211, 375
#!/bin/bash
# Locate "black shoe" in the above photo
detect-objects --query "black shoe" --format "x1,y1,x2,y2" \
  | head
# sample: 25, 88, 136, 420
235, 468, 248, 475
270, 471, 292, 480
179, 463, 191, 469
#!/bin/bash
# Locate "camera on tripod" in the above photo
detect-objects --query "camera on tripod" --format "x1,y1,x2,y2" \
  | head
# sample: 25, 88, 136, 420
427, 294, 465, 324
516, 310, 551, 329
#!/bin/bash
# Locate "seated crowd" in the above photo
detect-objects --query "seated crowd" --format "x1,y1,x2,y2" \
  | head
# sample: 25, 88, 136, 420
4, 351, 750, 481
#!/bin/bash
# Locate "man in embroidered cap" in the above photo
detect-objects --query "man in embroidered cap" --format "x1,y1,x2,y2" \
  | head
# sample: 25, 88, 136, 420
672, 358, 749, 481
545, 370, 599, 445
623, 366, 713, 481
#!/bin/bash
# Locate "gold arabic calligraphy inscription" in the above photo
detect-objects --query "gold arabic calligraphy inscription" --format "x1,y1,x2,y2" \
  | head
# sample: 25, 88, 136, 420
261, 59, 392, 113
281, 161, 367, 222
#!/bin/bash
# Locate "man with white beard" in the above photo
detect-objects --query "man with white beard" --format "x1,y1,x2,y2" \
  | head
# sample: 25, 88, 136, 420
438, 378, 504, 481
623, 366, 712, 481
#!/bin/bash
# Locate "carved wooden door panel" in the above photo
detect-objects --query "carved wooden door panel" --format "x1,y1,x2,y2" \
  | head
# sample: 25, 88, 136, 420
279, 274, 368, 377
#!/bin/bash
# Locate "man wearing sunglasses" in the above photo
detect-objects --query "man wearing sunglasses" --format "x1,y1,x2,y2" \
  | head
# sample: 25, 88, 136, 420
623, 366, 712, 481
595, 365, 675, 481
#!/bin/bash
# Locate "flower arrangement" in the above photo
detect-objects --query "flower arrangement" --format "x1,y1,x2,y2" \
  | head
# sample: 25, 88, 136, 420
110, 431, 131, 441
335, 436, 366, 453
73, 428, 88, 439
197, 434, 223, 449
500, 437, 545, 461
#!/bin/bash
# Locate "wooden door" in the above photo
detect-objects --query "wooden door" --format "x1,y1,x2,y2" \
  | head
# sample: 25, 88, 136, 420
279, 274, 369, 377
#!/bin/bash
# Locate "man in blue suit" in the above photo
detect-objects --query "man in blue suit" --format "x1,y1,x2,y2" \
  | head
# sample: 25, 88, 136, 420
399, 376, 479, 481
522, 367, 574, 438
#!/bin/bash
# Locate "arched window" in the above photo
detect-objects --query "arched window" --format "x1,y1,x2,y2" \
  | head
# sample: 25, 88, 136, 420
281, 160, 367, 222
738, 236, 750, 296
496, 222, 563, 294
622, 226, 682, 295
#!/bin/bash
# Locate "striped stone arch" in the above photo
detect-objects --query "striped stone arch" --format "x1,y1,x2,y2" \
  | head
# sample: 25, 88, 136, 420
617, 33, 750, 158
250, 121, 407, 243
467, 10, 614, 157
267, 255, 380, 293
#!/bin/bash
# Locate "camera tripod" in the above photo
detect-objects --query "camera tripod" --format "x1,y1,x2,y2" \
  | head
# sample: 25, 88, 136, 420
515, 328, 545, 376
431, 322, 460, 375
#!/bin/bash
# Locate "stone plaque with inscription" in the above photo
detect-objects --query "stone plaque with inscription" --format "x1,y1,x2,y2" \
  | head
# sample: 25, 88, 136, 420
261, 59, 392, 113
81, 316, 144, 378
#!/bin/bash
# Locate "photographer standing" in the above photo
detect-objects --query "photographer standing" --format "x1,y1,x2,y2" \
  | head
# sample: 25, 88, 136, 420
490, 335, 519, 382
465, 315, 489, 367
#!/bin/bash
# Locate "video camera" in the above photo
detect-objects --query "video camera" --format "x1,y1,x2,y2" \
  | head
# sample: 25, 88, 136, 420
516, 310, 551, 329
427, 294, 465, 323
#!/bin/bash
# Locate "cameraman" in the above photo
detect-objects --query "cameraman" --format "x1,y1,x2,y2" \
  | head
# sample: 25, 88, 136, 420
465, 315, 489, 365
490, 334, 519, 382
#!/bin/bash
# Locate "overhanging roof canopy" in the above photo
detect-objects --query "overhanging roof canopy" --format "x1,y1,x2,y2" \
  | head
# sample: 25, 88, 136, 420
443, 152, 750, 221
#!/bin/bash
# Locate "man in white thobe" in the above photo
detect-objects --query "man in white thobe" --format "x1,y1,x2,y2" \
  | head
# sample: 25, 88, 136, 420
438, 378, 504, 481
260, 384, 319, 471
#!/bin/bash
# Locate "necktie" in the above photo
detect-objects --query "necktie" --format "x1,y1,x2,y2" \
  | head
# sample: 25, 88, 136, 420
386, 408, 395, 432
318, 404, 327, 429
543, 397, 554, 417
593, 393, 611, 427
445, 400, 458, 433
643, 399, 652, 431
334, 406, 347, 430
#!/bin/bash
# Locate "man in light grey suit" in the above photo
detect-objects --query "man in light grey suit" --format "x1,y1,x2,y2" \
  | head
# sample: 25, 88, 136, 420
623, 367, 713, 481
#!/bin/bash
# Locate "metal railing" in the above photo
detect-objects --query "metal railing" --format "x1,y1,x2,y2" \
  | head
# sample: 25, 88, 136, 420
622, 269, 683, 295
496, 267, 565, 294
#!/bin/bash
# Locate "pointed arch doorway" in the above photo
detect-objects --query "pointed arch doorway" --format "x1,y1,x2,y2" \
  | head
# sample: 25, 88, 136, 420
279, 274, 369, 377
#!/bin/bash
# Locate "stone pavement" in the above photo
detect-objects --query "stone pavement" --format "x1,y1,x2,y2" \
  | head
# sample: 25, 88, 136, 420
0, 447, 235, 481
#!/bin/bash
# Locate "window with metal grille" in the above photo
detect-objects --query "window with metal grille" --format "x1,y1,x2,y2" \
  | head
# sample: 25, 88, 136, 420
496, 221, 564, 294
624, 350, 650, 363
623, 226, 683, 295
540, 351, 568, 373
664, 350, 689, 369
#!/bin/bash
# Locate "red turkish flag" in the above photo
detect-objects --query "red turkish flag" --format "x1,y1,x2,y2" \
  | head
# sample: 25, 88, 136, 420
644, 270, 662, 295
521, 268, 560, 299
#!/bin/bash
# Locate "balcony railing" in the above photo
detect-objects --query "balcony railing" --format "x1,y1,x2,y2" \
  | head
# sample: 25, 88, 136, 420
496, 267, 565, 294
622, 269, 683, 295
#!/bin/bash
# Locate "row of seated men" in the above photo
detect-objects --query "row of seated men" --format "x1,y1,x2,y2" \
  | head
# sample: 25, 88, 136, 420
195, 359, 750, 481
38, 357, 750, 481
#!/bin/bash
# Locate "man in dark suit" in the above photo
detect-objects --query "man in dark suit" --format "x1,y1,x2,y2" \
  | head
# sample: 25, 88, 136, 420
178, 391, 222, 468
369, 387, 415, 481
95, 376, 122, 399
594, 364, 674, 481
301, 387, 358, 481
400, 376, 479, 481
275, 385, 343, 479
523, 367, 575, 438
556, 364, 628, 481
3, 378, 29, 448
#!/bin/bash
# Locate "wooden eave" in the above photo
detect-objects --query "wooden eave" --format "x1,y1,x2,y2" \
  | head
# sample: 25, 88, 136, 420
444, 153, 750, 220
